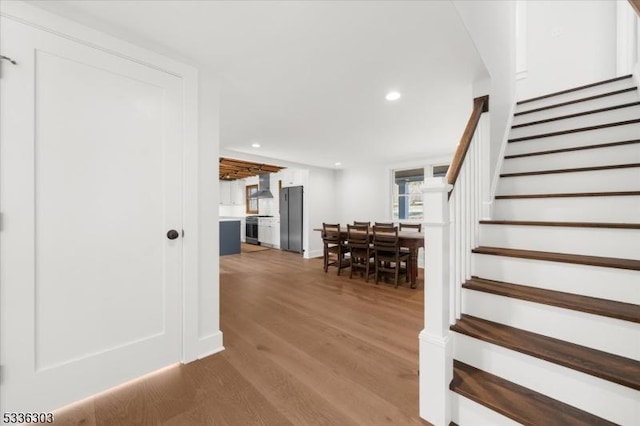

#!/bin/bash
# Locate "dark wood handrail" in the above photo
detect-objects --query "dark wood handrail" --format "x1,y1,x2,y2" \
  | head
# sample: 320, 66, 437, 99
630, 0, 640, 17
446, 95, 489, 187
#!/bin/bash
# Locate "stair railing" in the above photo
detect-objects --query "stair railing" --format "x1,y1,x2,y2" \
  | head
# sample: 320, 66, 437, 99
419, 95, 489, 426
446, 95, 489, 322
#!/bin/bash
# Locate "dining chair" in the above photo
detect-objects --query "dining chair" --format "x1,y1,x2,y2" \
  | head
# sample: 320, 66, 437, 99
353, 221, 371, 227
399, 223, 422, 232
347, 224, 375, 282
322, 223, 350, 275
372, 225, 410, 287
399, 223, 422, 267
374, 222, 394, 227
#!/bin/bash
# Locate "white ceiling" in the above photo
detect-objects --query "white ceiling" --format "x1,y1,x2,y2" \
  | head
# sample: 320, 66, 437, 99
28, 0, 487, 169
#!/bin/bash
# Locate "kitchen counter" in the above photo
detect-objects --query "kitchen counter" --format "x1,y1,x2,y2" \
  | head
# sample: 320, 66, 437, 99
220, 216, 243, 222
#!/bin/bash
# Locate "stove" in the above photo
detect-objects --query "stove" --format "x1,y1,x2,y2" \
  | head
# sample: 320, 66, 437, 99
245, 215, 273, 245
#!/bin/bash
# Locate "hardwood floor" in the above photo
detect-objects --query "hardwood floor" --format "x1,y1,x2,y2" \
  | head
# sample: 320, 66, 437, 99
52, 249, 428, 425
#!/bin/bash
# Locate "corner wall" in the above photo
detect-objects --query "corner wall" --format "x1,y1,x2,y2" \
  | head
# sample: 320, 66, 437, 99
191, 70, 224, 359
452, 0, 517, 196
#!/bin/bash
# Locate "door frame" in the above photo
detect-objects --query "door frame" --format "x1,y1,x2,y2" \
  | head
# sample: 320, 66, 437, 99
0, 2, 214, 367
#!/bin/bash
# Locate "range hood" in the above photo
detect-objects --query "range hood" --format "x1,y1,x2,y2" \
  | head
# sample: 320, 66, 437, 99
251, 173, 274, 199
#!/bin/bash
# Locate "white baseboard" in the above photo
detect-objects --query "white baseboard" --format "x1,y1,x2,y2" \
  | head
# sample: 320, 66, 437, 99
305, 249, 323, 259
185, 330, 224, 363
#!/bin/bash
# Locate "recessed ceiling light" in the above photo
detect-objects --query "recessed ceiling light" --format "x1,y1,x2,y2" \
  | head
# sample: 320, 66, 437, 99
385, 91, 401, 101
251, 143, 261, 148
334, 162, 342, 166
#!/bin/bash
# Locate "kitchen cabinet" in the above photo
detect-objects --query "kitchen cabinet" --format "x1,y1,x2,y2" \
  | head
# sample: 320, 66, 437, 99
258, 217, 279, 247
280, 168, 307, 188
219, 180, 244, 205
272, 220, 280, 249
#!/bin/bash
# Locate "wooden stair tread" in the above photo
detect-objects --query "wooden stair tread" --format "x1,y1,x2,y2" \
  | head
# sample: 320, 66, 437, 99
472, 246, 640, 271
504, 139, 640, 159
464, 277, 640, 323
508, 119, 640, 143
495, 190, 640, 199
500, 163, 640, 177
452, 316, 640, 390
479, 220, 640, 229
517, 75, 633, 105
512, 101, 640, 128
450, 360, 616, 426
514, 87, 638, 116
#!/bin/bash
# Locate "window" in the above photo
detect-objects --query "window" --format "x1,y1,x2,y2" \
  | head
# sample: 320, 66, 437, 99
433, 165, 449, 178
392, 168, 424, 220
245, 184, 259, 214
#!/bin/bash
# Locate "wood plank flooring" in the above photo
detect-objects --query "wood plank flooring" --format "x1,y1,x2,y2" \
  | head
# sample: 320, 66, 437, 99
51, 249, 428, 425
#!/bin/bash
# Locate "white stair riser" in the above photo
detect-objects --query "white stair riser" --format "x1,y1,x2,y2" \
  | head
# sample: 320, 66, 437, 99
501, 143, 640, 173
515, 79, 636, 112
451, 393, 520, 426
513, 90, 640, 124
497, 167, 640, 195
454, 334, 638, 426
507, 123, 640, 155
492, 196, 640, 223
472, 254, 640, 304
462, 289, 640, 360
510, 104, 640, 139
478, 225, 640, 259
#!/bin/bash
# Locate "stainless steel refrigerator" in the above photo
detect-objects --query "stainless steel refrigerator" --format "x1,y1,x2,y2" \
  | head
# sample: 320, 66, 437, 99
280, 186, 303, 253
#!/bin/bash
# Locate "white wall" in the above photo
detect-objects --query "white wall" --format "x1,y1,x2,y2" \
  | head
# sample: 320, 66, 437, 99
306, 167, 338, 259
335, 166, 390, 226
453, 0, 517, 196
517, 0, 617, 100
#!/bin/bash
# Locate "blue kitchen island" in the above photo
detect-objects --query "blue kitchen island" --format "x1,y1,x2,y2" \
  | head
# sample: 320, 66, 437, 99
219, 218, 241, 256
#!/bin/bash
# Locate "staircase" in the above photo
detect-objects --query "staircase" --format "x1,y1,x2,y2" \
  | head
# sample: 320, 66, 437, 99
449, 75, 640, 425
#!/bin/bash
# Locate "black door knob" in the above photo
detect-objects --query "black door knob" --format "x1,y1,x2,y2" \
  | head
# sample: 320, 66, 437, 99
167, 229, 179, 240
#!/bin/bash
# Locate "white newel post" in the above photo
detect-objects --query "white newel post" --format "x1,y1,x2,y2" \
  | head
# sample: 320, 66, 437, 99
419, 177, 453, 426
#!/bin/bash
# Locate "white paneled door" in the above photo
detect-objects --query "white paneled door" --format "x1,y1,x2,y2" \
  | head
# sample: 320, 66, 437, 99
0, 18, 184, 413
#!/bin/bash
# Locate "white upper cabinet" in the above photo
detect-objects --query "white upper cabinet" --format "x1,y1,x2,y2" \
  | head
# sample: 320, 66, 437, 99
219, 180, 244, 206
219, 181, 231, 205
280, 168, 308, 188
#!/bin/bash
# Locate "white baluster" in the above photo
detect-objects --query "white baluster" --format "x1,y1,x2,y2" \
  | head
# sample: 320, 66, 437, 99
455, 182, 462, 320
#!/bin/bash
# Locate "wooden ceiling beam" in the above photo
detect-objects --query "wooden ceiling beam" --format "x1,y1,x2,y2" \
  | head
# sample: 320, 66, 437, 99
218, 157, 285, 181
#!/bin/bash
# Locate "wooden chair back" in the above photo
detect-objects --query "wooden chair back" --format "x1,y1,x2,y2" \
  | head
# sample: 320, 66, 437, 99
374, 222, 394, 228
399, 223, 422, 232
372, 225, 410, 287
353, 221, 371, 227
347, 224, 370, 248
322, 223, 342, 245
372, 225, 399, 253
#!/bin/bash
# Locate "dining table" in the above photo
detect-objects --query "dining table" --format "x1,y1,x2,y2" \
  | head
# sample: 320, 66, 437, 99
315, 226, 424, 289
